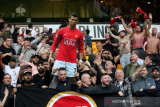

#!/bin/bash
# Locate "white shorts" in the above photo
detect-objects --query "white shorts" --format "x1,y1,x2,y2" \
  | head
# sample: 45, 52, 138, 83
120, 53, 131, 68
53, 60, 77, 77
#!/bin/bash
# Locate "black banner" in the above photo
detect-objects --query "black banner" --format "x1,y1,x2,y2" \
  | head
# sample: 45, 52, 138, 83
15, 87, 160, 107
15, 87, 119, 107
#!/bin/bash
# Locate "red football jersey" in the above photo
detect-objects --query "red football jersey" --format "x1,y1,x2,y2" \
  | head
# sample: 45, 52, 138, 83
51, 26, 84, 63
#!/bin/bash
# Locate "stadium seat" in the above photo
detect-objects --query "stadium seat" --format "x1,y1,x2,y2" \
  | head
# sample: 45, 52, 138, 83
85, 56, 89, 61
117, 64, 122, 69
92, 42, 96, 45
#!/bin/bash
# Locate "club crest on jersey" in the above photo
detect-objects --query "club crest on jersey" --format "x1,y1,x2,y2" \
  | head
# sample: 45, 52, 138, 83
64, 38, 76, 46
75, 35, 78, 38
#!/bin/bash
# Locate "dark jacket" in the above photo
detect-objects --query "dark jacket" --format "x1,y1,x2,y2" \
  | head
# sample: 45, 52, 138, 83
56, 78, 71, 91
32, 69, 53, 87
133, 77, 157, 97
88, 53, 96, 67
0, 83, 14, 107
85, 35, 92, 48
155, 80, 160, 97
77, 84, 93, 93
79, 84, 120, 94
49, 78, 71, 91
12, 32, 19, 43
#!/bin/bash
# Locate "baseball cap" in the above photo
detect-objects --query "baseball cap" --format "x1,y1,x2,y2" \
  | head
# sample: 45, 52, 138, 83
24, 64, 32, 69
37, 61, 43, 65
32, 54, 41, 59
10, 57, 16, 62
23, 70, 32, 75
151, 66, 160, 72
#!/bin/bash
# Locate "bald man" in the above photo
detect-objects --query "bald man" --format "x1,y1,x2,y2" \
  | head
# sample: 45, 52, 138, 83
85, 47, 96, 67
77, 73, 93, 90
94, 42, 103, 61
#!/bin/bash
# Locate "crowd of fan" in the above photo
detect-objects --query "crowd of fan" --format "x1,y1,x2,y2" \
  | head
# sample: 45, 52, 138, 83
0, 13, 160, 107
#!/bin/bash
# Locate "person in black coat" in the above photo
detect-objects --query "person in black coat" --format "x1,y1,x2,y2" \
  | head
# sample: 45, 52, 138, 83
12, 28, 20, 43
79, 73, 124, 96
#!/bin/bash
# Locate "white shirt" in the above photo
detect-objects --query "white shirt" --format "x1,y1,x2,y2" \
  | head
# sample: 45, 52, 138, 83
4, 65, 20, 87
29, 28, 37, 37
24, 28, 37, 38
37, 43, 45, 52
137, 58, 144, 65
119, 81, 123, 85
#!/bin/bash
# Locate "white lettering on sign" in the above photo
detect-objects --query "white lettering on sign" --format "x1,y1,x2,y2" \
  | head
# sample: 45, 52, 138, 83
14, 24, 160, 40
44, 24, 160, 40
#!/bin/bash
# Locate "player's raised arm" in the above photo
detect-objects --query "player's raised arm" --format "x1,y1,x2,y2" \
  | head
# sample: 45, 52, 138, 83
49, 30, 62, 63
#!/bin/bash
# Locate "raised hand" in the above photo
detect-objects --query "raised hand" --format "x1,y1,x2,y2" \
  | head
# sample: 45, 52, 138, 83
11, 88, 17, 97
43, 62, 50, 70
41, 43, 45, 47
48, 57, 54, 64
95, 60, 102, 66
118, 91, 124, 96
143, 56, 150, 66
41, 85, 48, 89
118, 16, 123, 20
51, 67, 59, 75
149, 13, 152, 20
77, 80, 82, 88
74, 72, 79, 77
107, 26, 110, 29
25, 46, 31, 51
108, 52, 113, 59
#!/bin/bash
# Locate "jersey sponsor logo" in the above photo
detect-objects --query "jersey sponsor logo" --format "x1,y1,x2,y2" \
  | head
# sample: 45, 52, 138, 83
64, 34, 67, 35
64, 38, 76, 46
